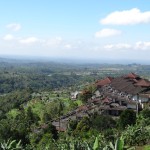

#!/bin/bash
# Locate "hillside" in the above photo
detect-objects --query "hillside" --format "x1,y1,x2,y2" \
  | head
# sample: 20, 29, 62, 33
0, 58, 150, 149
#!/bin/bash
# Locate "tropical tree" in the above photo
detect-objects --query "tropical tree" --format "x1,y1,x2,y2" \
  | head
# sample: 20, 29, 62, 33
118, 110, 136, 129
122, 125, 150, 146
91, 114, 116, 132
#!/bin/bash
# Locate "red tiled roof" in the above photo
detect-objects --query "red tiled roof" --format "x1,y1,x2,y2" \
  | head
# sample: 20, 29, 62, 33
102, 97, 111, 103
125, 73, 139, 79
110, 77, 145, 95
134, 79, 150, 87
96, 77, 113, 87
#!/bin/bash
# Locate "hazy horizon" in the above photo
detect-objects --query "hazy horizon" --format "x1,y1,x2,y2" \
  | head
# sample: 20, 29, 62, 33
1, 54, 150, 65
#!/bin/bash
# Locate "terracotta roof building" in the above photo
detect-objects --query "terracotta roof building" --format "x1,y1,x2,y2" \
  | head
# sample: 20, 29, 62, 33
125, 72, 140, 79
96, 77, 113, 87
94, 73, 150, 114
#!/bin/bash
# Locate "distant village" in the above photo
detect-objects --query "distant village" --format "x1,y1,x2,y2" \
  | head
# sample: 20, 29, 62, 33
52, 73, 150, 131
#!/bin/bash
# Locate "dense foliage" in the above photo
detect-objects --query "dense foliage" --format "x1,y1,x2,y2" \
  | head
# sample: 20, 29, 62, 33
118, 109, 136, 129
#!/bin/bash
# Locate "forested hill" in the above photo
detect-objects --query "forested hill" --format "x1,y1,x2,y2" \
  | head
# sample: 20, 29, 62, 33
0, 58, 150, 94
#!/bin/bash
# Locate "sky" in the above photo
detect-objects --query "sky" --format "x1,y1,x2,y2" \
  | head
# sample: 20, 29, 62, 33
0, 0, 150, 63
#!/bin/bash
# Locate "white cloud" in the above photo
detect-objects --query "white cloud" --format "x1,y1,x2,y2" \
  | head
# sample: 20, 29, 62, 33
6, 23, 21, 31
3, 34, 14, 41
101, 8, 150, 25
104, 43, 131, 50
95, 28, 121, 38
103, 41, 150, 51
135, 41, 150, 50
19, 37, 39, 44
